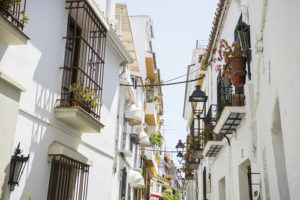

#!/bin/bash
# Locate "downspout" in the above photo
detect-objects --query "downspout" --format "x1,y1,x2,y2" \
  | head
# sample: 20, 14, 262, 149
113, 63, 128, 173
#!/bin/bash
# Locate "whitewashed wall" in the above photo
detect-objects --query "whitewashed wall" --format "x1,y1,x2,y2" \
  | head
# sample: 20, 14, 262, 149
195, 0, 300, 200
0, 0, 129, 199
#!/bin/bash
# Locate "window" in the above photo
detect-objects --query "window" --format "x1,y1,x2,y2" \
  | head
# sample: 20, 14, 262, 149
120, 168, 127, 199
58, 0, 107, 120
203, 167, 207, 200
234, 14, 251, 80
133, 189, 138, 200
47, 155, 89, 200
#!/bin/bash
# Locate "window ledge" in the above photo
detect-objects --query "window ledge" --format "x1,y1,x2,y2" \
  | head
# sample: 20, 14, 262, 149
0, 72, 25, 91
49, 142, 93, 166
0, 15, 29, 45
55, 107, 104, 133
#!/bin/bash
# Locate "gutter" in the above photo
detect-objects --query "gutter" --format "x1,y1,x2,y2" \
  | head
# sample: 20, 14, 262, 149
87, 0, 133, 64
107, 28, 134, 64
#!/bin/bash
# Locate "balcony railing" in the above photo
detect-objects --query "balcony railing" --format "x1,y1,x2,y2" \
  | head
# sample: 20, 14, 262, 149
146, 88, 158, 102
216, 72, 245, 116
56, 0, 107, 121
0, 0, 27, 31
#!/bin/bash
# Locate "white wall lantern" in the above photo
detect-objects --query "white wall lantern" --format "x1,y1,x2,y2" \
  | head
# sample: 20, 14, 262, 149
125, 104, 142, 125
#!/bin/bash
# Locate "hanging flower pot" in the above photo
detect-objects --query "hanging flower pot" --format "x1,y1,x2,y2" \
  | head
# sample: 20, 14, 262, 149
230, 70, 247, 87
229, 56, 247, 72
210, 39, 248, 86
229, 56, 247, 87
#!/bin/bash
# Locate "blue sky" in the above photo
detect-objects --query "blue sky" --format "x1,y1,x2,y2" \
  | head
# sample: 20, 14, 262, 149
117, 0, 219, 163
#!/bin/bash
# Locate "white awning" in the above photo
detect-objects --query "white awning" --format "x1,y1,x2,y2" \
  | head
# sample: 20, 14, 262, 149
139, 130, 151, 147
125, 104, 142, 125
128, 169, 145, 189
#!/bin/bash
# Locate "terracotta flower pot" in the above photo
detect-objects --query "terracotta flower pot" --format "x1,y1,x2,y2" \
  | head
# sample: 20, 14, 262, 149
229, 56, 247, 72
232, 94, 245, 106
229, 57, 247, 86
194, 144, 200, 149
230, 71, 246, 86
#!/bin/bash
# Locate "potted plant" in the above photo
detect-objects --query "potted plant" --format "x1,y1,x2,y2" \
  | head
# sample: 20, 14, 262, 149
193, 135, 201, 149
69, 80, 102, 110
215, 39, 247, 86
202, 124, 214, 144
0, 0, 29, 24
232, 93, 245, 106
149, 133, 163, 147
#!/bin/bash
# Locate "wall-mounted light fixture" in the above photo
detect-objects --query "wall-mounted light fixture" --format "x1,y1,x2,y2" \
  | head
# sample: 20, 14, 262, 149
8, 143, 29, 191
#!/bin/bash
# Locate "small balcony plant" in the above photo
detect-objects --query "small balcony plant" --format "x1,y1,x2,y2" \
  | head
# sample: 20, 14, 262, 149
209, 39, 247, 86
149, 132, 163, 147
69, 81, 102, 111
0, 0, 29, 25
219, 39, 247, 86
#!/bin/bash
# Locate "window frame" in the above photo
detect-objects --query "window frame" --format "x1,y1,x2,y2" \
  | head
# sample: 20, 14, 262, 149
47, 155, 89, 200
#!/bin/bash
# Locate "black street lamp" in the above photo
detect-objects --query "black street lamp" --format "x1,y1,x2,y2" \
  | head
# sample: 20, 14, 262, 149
176, 140, 185, 164
189, 85, 207, 117
189, 85, 208, 150
8, 143, 30, 191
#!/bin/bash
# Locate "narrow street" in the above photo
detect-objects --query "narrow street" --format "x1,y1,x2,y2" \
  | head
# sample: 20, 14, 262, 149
0, 0, 299, 200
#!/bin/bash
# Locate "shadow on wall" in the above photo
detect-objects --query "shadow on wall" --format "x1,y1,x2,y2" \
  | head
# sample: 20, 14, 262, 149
14, 115, 81, 200
0, 40, 8, 65
271, 98, 290, 199
0, 165, 11, 200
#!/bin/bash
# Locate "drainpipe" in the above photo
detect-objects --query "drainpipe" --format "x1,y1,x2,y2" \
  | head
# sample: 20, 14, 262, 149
113, 63, 128, 173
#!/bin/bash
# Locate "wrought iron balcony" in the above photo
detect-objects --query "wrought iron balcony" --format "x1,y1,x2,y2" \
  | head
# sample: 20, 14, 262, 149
55, 0, 106, 133
215, 72, 245, 117
185, 173, 194, 180
213, 73, 246, 137
0, 0, 27, 31
185, 159, 200, 170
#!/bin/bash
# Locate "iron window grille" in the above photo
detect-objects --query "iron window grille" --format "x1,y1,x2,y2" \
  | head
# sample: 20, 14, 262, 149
0, 0, 27, 31
47, 155, 89, 200
57, 0, 107, 120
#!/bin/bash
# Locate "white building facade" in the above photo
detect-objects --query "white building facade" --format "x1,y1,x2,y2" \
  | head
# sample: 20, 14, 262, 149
0, 0, 134, 199
183, 0, 300, 200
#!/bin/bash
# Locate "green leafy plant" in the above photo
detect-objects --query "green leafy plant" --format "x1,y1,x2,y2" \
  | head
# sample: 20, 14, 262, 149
69, 80, 102, 109
208, 39, 246, 72
0, 0, 29, 23
202, 124, 214, 144
28, 193, 31, 200
149, 133, 163, 147
162, 185, 182, 200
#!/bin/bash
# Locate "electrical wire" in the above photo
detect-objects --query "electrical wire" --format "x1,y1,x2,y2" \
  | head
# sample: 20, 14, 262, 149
141, 148, 186, 153
163, 66, 202, 83
120, 76, 205, 87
